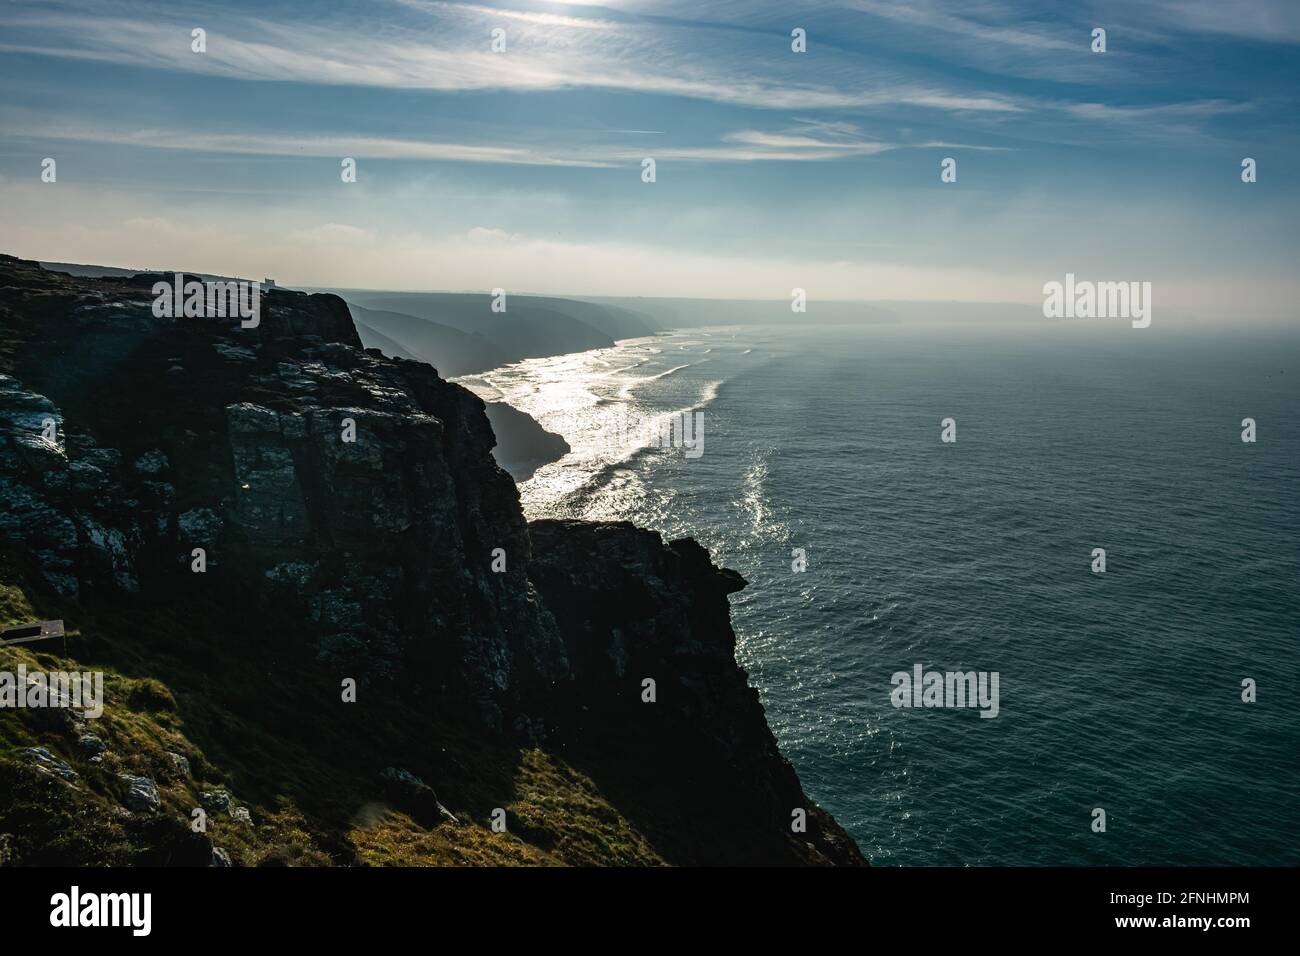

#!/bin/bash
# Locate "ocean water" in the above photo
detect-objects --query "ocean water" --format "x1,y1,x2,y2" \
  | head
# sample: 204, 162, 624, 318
457, 319, 1300, 866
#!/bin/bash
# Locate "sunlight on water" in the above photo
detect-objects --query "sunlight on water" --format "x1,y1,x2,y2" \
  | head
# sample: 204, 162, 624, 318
455, 331, 732, 521
462, 322, 1300, 865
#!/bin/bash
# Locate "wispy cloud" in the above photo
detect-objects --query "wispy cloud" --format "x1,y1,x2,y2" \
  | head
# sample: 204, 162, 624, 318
1063, 99, 1251, 122
5, 110, 1009, 166
1137, 0, 1300, 44
849, 0, 1080, 54
1, 0, 1295, 310
0, 2, 1028, 112
6, 118, 616, 167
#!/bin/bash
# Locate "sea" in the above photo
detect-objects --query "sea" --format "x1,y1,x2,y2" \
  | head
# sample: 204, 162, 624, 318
456, 318, 1300, 865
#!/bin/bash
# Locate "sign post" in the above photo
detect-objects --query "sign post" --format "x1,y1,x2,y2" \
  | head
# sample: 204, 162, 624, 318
0, 620, 67, 654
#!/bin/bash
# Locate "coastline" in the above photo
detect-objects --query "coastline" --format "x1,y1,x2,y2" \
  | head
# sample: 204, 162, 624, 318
453, 331, 677, 488
0, 256, 862, 866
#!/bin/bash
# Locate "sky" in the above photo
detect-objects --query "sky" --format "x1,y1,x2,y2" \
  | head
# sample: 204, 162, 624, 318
0, 0, 1297, 318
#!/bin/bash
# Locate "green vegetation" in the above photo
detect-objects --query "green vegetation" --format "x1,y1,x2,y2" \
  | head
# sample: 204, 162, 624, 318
0, 555, 666, 867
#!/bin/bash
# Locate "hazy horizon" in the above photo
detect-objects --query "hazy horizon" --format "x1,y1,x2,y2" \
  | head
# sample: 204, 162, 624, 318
16, 256, 1278, 333
2, 0, 1299, 321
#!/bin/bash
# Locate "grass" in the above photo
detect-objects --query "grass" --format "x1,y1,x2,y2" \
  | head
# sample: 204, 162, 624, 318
0, 555, 668, 866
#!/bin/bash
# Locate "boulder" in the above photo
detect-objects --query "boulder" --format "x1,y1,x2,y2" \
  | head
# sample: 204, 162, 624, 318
380, 767, 458, 826
200, 790, 232, 814
24, 747, 78, 783
119, 775, 161, 813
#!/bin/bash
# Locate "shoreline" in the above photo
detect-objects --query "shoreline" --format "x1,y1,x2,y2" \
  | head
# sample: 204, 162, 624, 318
455, 332, 674, 486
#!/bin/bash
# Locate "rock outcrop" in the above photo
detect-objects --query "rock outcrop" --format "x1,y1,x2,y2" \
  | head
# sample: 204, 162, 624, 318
0, 255, 562, 728
0, 254, 863, 865
529, 521, 863, 864
482, 401, 570, 482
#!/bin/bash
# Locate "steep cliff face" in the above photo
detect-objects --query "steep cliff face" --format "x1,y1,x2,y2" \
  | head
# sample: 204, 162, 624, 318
529, 521, 863, 864
0, 255, 562, 727
0, 255, 863, 866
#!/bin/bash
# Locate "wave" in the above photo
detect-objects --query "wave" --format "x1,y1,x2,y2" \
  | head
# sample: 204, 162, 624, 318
643, 363, 693, 382
473, 328, 749, 518
556, 378, 727, 510
616, 362, 700, 399
454, 375, 505, 402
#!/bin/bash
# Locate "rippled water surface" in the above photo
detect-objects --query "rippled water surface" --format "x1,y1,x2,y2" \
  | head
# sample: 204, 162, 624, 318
459, 320, 1300, 865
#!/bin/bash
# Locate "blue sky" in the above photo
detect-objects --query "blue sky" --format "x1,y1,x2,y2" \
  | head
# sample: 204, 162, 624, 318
1, 0, 1297, 317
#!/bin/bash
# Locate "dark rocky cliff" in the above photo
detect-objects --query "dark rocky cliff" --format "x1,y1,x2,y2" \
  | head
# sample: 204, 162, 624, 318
0, 255, 863, 866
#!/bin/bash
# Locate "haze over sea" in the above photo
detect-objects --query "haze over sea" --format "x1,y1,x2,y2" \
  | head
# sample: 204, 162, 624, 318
458, 319, 1300, 866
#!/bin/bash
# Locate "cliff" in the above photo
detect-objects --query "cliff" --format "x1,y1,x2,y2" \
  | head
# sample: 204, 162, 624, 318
0, 255, 863, 866
482, 402, 570, 481
335, 290, 660, 375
